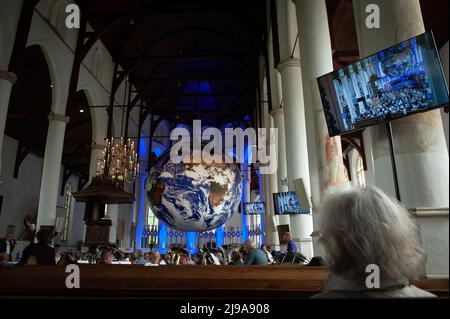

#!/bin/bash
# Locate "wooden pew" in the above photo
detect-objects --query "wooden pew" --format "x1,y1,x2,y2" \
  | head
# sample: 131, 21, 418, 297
0, 265, 447, 298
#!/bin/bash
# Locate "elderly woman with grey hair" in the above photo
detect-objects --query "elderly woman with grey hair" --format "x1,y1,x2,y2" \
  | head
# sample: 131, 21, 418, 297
313, 187, 435, 298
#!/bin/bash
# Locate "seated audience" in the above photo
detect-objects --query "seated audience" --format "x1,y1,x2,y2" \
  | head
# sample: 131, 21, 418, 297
213, 251, 224, 265
261, 244, 274, 264
130, 252, 139, 264
23, 215, 36, 242
98, 251, 114, 264
284, 232, 297, 253
229, 250, 243, 266
25, 255, 38, 265
55, 251, 63, 264
0, 252, 12, 266
18, 230, 55, 265
193, 253, 204, 265
307, 256, 325, 267
57, 253, 73, 267
179, 254, 194, 265
239, 246, 247, 260
0, 231, 16, 262
313, 187, 436, 298
150, 251, 161, 265
243, 239, 268, 265
161, 253, 170, 265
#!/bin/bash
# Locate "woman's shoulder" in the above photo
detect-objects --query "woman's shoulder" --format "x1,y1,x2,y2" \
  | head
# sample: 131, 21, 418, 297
372, 284, 437, 298
311, 285, 437, 299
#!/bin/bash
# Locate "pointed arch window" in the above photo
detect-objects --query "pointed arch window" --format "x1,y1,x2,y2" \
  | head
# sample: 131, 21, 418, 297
61, 183, 73, 242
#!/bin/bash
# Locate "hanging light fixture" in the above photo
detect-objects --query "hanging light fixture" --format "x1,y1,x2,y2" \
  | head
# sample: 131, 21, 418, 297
96, 74, 140, 188
97, 136, 139, 186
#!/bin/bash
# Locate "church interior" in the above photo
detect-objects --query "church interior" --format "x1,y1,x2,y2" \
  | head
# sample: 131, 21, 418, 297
0, 0, 449, 306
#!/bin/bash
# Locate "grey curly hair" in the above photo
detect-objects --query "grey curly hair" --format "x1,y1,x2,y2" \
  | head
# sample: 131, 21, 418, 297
319, 186, 426, 280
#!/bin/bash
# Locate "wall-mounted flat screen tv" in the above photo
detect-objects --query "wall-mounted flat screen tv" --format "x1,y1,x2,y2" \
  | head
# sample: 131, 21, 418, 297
273, 192, 310, 215
317, 32, 449, 136
244, 202, 266, 215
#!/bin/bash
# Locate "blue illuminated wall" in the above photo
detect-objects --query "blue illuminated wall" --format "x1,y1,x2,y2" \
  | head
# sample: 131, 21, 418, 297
241, 166, 249, 243
258, 171, 265, 244
186, 232, 197, 254
215, 225, 225, 247
134, 137, 147, 249
158, 223, 168, 254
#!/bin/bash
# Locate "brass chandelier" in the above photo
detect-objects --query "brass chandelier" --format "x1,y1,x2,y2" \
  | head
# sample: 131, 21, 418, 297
97, 75, 139, 187
97, 137, 139, 185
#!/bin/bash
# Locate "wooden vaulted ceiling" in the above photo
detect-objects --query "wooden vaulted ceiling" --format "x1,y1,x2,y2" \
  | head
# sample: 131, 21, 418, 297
76, 0, 268, 127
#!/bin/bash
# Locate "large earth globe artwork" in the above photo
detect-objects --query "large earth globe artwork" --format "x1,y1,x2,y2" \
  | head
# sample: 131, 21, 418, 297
146, 151, 242, 232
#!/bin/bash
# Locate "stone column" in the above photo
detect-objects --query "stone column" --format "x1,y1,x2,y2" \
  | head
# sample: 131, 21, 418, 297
107, 204, 118, 245
241, 163, 251, 242
294, 0, 347, 202
0, 70, 17, 175
265, 28, 283, 250
36, 113, 70, 230
261, 102, 279, 249
353, 0, 449, 275
277, 59, 314, 257
262, 172, 278, 248
294, 0, 348, 257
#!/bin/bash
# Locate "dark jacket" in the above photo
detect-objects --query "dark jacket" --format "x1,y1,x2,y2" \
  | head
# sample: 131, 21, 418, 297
0, 238, 16, 261
18, 242, 55, 265
244, 248, 268, 265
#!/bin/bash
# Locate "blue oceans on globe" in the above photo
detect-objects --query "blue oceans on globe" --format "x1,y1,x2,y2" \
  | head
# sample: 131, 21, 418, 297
145, 151, 242, 232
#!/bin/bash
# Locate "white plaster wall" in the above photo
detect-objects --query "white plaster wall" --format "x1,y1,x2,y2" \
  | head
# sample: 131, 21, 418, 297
53, 172, 86, 250
0, 136, 42, 236
414, 213, 449, 276
0, 134, 87, 252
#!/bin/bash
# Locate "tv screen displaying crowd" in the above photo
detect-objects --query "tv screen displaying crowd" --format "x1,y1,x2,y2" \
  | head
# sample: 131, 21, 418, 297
318, 32, 449, 136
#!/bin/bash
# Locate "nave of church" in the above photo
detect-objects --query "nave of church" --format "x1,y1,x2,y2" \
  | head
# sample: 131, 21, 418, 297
0, 0, 448, 308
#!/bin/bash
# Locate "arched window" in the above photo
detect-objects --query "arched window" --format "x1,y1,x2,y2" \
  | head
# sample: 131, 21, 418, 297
349, 149, 366, 188
146, 205, 159, 247
61, 183, 73, 242
355, 154, 366, 187
343, 164, 351, 187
